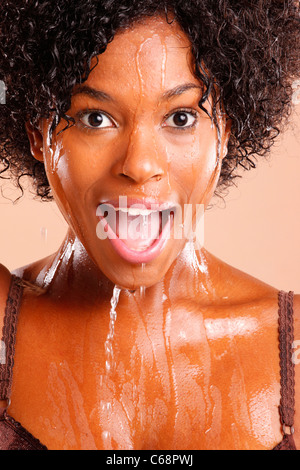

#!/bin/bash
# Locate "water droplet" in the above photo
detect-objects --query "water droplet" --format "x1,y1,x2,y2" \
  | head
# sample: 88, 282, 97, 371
102, 430, 112, 449
139, 285, 145, 297
139, 263, 146, 297
40, 227, 48, 243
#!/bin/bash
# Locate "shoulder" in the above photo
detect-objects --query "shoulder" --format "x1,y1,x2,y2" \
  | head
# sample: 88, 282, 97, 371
0, 263, 12, 330
196, 249, 280, 306
11, 253, 54, 286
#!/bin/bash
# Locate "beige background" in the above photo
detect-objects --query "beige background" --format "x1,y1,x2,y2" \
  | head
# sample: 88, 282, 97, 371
1, 103, 299, 293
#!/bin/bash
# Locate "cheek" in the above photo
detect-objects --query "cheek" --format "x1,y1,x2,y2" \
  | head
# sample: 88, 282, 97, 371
45, 131, 103, 202
166, 127, 219, 203
42, 136, 93, 233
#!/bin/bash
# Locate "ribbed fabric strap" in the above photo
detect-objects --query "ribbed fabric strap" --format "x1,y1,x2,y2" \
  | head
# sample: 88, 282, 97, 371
0, 275, 23, 401
278, 290, 295, 431
0, 279, 297, 449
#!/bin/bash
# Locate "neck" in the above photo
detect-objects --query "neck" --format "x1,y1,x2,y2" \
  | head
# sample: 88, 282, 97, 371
37, 228, 217, 304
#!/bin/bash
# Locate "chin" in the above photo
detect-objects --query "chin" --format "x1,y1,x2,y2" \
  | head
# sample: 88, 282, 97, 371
97, 263, 165, 291
87, 228, 186, 290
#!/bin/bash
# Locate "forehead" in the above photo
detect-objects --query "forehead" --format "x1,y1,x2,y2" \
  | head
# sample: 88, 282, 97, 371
85, 17, 198, 96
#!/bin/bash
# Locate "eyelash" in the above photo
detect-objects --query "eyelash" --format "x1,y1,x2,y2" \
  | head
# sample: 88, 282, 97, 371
76, 108, 199, 131
76, 109, 117, 130
163, 108, 198, 131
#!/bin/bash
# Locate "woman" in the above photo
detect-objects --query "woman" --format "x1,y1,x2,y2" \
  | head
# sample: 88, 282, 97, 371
0, 0, 299, 450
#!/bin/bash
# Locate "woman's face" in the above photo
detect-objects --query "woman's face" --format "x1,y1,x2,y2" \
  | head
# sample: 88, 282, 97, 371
40, 17, 230, 289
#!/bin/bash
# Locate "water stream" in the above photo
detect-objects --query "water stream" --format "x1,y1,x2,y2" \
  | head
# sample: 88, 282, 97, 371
104, 285, 121, 374
101, 285, 122, 448
139, 262, 146, 297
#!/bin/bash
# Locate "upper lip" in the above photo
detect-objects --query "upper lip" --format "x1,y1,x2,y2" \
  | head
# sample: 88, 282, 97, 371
98, 197, 180, 212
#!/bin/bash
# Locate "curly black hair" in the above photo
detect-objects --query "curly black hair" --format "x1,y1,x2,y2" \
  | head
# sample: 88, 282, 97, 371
0, 0, 299, 200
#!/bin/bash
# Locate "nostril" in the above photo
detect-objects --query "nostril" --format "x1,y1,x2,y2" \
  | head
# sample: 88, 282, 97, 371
119, 169, 163, 184
120, 173, 131, 179
117, 151, 165, 184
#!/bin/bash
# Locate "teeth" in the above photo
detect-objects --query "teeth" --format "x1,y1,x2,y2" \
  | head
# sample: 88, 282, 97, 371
115, 208, 160, 216
100, 204, 175, 217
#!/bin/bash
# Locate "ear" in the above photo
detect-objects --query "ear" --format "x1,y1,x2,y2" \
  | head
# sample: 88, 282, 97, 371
25, 122, 44, 162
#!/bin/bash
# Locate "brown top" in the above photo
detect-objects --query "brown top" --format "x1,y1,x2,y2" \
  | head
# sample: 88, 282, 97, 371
0, 275, 297, 450
0, 275, 46, 450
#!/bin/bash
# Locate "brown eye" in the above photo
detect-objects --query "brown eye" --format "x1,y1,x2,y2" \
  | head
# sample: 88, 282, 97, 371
80, 111, 115, 128
164, 110, 197, 129
88, 113, 104, 127
173, 112, 188, 126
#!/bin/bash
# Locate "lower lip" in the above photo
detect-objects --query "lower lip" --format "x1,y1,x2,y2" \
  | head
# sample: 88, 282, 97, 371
97, 212, 173, 264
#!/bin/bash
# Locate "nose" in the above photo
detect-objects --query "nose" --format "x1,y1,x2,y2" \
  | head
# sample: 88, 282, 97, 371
114, 125, 165, 184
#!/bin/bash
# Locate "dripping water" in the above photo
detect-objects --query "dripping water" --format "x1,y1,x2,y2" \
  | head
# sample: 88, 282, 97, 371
40, 227, 48, 243
101, 430, 112, 449
139, 262, 146, 297
101, 285, 121, 448
39, 238, 75, 289
104, 285, 121, 374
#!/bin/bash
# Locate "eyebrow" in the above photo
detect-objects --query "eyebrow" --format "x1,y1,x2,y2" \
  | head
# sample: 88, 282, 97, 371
72, 85, 113, 102
161, 83, 203, 100
72, 83, 202, 103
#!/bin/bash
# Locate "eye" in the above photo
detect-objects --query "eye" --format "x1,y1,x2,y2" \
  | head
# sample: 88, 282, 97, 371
79, 111, 115, 129
164, 110, 197, 129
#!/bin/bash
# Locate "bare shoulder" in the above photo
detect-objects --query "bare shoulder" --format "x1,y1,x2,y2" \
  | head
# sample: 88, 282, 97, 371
12, 253, 55, 286
200, 250, 280, 306
0, 263, 12, 330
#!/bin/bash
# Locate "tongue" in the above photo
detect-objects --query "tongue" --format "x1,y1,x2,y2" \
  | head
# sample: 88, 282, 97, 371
116, 211, 161, 251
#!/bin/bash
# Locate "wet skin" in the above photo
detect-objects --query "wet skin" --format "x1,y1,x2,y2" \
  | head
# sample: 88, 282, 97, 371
0, 17, 300, 450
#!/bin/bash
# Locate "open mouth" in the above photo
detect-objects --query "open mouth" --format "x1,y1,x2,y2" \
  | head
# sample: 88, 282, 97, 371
96, 202, 176, 264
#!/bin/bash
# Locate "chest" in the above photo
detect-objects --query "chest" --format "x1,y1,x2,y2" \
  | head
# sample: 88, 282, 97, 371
8, 297, 283, 449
